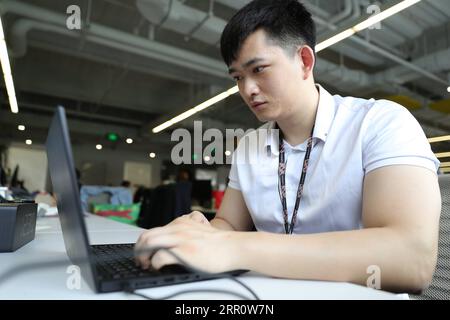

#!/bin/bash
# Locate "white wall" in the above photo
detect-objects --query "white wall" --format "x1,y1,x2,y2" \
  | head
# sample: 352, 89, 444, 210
72, 144, 163, 188
7, 144, 48, 192
6, 142, 226, 193
124, 161, 152, 188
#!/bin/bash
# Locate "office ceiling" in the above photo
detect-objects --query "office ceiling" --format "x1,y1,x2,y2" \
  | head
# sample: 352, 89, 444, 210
0, 0, 449, 155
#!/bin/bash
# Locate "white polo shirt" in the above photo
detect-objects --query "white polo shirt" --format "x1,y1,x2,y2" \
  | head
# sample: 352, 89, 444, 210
228, 84, 440, 234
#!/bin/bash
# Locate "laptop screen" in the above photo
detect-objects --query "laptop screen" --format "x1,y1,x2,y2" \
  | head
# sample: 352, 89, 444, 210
45, 106, 96, 289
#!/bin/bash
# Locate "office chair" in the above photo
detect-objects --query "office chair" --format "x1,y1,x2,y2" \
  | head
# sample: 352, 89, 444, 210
411, 174, 450, 300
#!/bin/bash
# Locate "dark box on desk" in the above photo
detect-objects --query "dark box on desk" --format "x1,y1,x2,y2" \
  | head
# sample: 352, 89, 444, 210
0, 203, 37, 252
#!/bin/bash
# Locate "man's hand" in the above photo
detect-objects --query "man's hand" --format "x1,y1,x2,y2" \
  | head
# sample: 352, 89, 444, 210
134, 211, 238, 273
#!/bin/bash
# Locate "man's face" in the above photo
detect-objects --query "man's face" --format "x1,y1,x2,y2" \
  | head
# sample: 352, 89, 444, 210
228, 29, 307, 122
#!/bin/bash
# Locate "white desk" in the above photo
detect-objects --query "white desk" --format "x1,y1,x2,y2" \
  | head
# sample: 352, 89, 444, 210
0, 214, 403, 300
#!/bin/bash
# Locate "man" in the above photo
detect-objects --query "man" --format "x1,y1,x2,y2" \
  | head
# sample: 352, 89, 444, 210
135, 0, 441, 293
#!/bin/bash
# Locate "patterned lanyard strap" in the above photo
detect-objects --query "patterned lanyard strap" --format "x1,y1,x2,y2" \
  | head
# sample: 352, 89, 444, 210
277, 125, 315, 234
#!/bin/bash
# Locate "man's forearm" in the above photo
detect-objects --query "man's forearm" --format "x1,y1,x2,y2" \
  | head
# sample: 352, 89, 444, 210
229, 228, 435, 293
210, 217, 237, 231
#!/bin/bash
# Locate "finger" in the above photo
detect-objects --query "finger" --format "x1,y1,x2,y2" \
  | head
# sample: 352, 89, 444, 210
135, 224, 187, 247
135, 234, 184, 269
151, 248, 179, 270
134, 247, 155, 268
135, 226, 166, 247
189, 211, 209, 224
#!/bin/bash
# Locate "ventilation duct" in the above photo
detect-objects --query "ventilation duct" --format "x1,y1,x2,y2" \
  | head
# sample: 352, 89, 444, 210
136, 0, 226, 45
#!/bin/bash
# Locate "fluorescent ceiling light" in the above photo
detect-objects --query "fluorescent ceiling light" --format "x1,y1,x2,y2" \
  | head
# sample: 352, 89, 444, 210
0, 17, 4, 40
316, 29, 356, 53
0, 17, 19, 114
440, 162, 450, 168
152, 0, 422, 133
319, 0, 422, 52
436, 152, 450, 159
0, 41, 11, 75
152, 86, 239, 133
428, 135, 450, 143
0, 18, 19, 113
441, 168, 450, 174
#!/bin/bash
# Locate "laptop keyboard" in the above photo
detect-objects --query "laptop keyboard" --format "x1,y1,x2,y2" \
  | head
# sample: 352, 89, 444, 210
91, 243, 163, 280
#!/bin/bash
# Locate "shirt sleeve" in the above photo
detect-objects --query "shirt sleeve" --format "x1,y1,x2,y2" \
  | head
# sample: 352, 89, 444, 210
227, 149, 241, 190
362, 100, 440, 174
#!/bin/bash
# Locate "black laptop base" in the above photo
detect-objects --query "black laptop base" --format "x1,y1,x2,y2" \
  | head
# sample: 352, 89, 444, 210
91, 243, 234, 293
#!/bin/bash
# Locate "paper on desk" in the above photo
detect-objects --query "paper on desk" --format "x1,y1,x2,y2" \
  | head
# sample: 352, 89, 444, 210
37, 203, 59, 217
36, 225, 52, 231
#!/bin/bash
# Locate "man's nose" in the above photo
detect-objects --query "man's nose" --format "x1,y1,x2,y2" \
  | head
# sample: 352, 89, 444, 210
242, 78, 260, 99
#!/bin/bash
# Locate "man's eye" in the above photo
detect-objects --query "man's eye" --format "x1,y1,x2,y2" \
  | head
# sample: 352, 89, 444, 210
233, 76, 242, 81
254, 66, 265, 73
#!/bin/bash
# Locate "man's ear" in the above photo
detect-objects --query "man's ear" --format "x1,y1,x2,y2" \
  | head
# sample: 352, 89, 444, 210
297, 46, 315, 80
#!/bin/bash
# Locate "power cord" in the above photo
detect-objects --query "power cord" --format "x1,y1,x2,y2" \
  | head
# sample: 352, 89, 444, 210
126, 246, 260, 300
125, 288, 253, 300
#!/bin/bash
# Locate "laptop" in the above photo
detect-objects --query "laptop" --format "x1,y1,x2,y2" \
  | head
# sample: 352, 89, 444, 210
45, 106, 233, 293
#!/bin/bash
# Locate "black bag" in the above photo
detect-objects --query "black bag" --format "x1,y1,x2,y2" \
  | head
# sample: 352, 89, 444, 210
136, 182, 193, 229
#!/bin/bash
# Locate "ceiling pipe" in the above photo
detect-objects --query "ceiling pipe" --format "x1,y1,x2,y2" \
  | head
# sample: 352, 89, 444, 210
6, 0, 427, 88
311, 6, 449, 88
0, 107, 140, 138
330, 0, 354, 25
16, 101, 143, 126
315, 44, 450, 92
27, 38, 226, 86
314, 59, 450, 132
1, 0, 229, 79
136, 0, 226, 45
3, 0, 448, 126
426, 0, 450, 18
350, 35, 448, 86
217, 0, 409, 51
9, 19, 77, 57
185, 0, 215, 42
377, 46, 450, 85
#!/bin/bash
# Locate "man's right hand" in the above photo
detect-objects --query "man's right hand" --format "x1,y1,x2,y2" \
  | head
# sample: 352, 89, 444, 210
182, 210, 211, 225
133, 210, 242, 272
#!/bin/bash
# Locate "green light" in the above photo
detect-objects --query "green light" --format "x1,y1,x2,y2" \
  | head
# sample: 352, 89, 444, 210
192, 153, 198, 160
107, 133, 119, 142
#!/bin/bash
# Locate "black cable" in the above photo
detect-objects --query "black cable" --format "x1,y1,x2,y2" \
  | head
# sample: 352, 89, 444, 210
125, 288, 252, 301
0, 246, 260, 300
131, 246, 260, 300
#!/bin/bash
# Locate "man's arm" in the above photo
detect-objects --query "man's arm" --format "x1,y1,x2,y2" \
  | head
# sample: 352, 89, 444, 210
135, 165, 440, 293
232, 165, 441, 293
210, 187, 254, 231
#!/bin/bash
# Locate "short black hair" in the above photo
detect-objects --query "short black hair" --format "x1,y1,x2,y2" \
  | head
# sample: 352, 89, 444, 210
121, 180, 131, 187
220, 0, 316, 66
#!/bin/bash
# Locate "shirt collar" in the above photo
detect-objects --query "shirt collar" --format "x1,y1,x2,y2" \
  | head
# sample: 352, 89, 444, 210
265, 84, 337, 156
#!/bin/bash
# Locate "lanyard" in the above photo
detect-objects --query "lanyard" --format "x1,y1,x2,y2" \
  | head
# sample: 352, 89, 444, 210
277, 125, 315, 234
